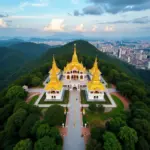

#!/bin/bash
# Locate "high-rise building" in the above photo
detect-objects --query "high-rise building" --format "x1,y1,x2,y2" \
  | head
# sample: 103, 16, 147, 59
148, 61, 150, 69
118, 48, 122, 58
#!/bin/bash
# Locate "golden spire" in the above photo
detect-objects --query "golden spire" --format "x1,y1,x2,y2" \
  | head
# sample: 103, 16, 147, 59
45, 68, 63, 91
72, 43, 79, 63
89, 57, 101, 75
88, 69, 104, 91
49, 55, 60, 75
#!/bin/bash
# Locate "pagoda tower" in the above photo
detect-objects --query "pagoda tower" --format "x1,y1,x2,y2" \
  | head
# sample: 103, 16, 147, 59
49, 55, 60, 75
87, 68, 105, 101
89, 57, 101, 75
45, 65, 63, 100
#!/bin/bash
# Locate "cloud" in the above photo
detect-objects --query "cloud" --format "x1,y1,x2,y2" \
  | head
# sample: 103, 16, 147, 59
104, 25, 115, 32
0, 14, 8, 18
0, 19, 8, 28
92, 25, 97, 32
83, 5, 103, 15
82, 0, 150, 14
44, 19, 65, 32
19, 0, 49, 10
74, 10, 80, 16
98, 16, 150, 24
75, 23, 85, 32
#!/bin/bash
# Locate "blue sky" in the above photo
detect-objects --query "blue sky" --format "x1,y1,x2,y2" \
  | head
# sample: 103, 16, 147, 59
0, 0, 150, 37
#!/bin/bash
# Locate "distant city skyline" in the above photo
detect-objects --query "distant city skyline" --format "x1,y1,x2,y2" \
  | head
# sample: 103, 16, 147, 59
0, 0, 150, 37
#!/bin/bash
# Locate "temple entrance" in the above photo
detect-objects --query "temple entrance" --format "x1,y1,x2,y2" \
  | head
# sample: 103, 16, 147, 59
73, 87, 77, 90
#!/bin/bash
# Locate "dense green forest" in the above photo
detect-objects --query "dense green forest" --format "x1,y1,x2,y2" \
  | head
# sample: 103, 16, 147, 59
0, 39, 150, 149
0, 42, 50, 90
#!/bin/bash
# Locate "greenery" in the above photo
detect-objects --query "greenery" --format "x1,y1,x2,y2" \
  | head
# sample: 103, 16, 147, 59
44, 105, 65, 126
0, 40, 150, 150
0, 42, 49, 90
29, 95, 39, 105
85, 95, 124, 123
39, 90, 69, 104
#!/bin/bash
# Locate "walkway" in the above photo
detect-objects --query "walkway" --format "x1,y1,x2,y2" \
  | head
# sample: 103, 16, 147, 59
63, 90, 85, 150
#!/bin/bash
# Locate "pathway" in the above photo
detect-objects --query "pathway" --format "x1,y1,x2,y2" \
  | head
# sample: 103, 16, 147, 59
63, 90, 85, 150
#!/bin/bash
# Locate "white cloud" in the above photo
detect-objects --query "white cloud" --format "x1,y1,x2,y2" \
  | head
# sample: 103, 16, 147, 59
44, 19, 65, 32
75, 23, 85, 32
104, 25, 115, 32
0, 19, 8, 28
19, 0, 49, 10
92, 25, 97, 32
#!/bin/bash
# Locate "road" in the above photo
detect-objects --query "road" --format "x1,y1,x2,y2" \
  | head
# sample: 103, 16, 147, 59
63, 90, 85, 150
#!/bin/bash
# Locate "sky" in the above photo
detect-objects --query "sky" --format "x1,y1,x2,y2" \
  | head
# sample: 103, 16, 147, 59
0, 0, 150, 38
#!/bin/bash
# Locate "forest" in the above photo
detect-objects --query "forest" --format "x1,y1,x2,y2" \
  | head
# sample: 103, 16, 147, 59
0, 40, 150, 149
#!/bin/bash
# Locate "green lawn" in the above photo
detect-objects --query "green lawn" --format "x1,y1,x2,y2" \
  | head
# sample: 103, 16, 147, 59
29, 95, 39, 105
85, 95, 124, 123
39, 90, 69, 104
80, 90, 111, 104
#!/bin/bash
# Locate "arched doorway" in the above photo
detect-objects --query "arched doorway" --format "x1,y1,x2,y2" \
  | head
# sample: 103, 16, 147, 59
73, 86, 77, 90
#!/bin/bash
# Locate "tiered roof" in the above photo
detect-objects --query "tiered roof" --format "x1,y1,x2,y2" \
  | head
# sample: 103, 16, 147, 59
64, 44, 86, 72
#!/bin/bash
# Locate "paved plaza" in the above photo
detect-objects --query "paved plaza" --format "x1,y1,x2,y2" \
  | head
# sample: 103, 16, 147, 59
63, 90, 85, 150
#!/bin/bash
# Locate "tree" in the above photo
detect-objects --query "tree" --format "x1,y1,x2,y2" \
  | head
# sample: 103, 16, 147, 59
19, 114, 40, 138
50, 127, 62, 145
119, 126, 138, 150
91, 127, 105, 142
136, 136, 149, 150
13, 139, 32, 150
14, 101, 28, 113
106, 117, 126, 134
36, 124, 51, 139
86, 139, 102, 150
31, 76, 41, 87
6, 86, 27, 100
34, 136, 56, 150
44, 105, 64, 126
103, 131, 122, 150
5, 108, 27, 137
89, 103, 97, 112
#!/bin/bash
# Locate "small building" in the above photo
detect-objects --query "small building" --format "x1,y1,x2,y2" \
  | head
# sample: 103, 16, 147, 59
87, 69, 105, 101
45, 58, 64, 100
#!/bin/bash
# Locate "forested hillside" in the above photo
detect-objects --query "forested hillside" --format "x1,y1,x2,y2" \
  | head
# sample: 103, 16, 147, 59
0, 40, 150, 90
0, 43, 50, 90
9, 42, 50, 59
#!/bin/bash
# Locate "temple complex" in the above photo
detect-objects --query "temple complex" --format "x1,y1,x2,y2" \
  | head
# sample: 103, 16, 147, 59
45, 44, 105, 101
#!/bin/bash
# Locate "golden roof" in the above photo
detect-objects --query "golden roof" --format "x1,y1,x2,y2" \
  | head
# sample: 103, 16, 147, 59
45, 67, 63, 91
49, 55, 60, 75
88, 69, 105, 91
64, 44, 86, 72
89, 57, 101, 75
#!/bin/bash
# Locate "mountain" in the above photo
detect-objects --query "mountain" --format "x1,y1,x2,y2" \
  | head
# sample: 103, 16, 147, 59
0, 42, 50, 90
0, 38, 24, 47
1, 40, 150, 90
9, 42, 50, 59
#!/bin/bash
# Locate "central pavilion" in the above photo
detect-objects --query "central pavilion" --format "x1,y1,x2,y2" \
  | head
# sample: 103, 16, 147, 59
45, 44, 105, 101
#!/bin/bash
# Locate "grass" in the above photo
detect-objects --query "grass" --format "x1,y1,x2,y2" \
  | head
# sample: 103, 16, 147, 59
80, 90, 111, 104
85, 95, 124, 122
39, 90, 69, 104
29, 95, 39, 105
